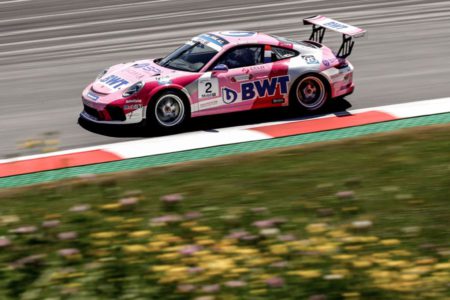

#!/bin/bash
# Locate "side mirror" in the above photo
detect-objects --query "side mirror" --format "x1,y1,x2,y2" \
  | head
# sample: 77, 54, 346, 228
212, 64, 229, 74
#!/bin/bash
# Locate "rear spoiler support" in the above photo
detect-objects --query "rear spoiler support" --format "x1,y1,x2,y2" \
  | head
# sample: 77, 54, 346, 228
309, 25, 326, 44
303, 15, 366, 58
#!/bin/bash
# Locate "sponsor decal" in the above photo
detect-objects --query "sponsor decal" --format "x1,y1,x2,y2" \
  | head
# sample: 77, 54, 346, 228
324, 21, 348, 30
126, 99, 142, 104
219, 31, 256, 37
222, 87, 238, 104
200, 100, 218, 109
241, 76, 289, 101
198, 33, 229, 47
322, 57, 337, 67
272, 98, 285, 104
221, 75, 290, 104
124, 104, 142, 110
100, 75, 129, 89
133, 63, 161, 74
86, 91, 99, 101
155, 76, 172, 85
302, 55, 319, 64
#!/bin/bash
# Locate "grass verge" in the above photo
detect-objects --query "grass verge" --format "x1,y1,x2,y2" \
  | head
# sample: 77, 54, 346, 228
0, 124, 449, 300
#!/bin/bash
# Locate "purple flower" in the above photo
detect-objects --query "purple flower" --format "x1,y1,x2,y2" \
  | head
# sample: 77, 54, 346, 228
253, 220, 276, 229
278, 234, 296, 242
177, 284, 196, 293
0, 237, 11, 248
253, 218, 286, 229
10, 226, 37, 234
179, 245, 202, 255
225, 280, 247, 287
119, 197, 139, 207
188, 267, 204, 274
250, 207, 268, 213
12, 254, 46, 268
58, 231, 78, 240
150, 214, 183, 224
160, 193, 184, 203
226, 230, 249, 239
265, 276, 285, 288
335, 191, 355, 199
58, 248, 80, 257
42, 220, 60, 228
184, 211, 202, 219
202, 284, 220, 293
270, 261, 289, 268
69, 204, 91, 212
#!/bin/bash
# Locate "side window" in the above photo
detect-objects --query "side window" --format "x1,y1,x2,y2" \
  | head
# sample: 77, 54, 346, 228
214, 46, 262, 69
272, 46, 298, 62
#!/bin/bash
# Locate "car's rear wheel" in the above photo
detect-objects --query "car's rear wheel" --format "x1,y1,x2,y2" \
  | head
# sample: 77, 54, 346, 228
291, 75, 329, 111
146, 91, 189, 131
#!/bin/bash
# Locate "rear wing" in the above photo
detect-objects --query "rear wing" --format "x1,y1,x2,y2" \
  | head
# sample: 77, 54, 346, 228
303, 15, 366, 58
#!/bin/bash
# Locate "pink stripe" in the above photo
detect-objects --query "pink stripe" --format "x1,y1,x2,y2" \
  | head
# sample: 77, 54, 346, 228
250, 111, 397, 138
0, 150, 122, 177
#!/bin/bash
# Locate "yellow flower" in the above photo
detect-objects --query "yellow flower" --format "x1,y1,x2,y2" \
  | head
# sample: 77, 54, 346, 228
380, 239, 401, 246
151, 265, 172, 272
123, 244, 148, 254
129, 230, 152, 238
269, 244, 289, 255
332, 254, 356, 261
400, 274, 420, 281
352, 260, 373, 268
157, 253, 180, 260
230, 268, 250, 274
316, 243, 339, 254
90, 231, 119, 239
100, 203, 121, 210
191, 226, 212, 233
195, 239, 215, 246
434, 263, 450, 270
306, 223, 328, 233
342, 292, 360, 299
124, 218, 144, 223
288, 270, 322, 278
389, 249, 412, 256
415, 258, 436, 265
147, 241, 169, 251
331, 269, 350, 276
250, 289, 267, 295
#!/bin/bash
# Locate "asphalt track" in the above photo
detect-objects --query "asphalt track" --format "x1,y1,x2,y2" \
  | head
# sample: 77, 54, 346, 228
0, 0, 449, 158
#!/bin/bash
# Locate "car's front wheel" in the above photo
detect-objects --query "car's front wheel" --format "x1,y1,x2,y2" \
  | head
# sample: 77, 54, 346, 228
291, 75, 329, 111
146, 91, 189, 131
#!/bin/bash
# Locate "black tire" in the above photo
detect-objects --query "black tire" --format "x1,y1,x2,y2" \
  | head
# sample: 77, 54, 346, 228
145, 90, 190, 131
290, 74, 329, 111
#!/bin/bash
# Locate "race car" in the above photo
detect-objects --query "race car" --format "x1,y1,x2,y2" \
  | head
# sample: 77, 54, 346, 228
80, 15, 366, 130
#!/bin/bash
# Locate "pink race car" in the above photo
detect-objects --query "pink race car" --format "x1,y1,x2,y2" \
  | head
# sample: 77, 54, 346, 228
81, 15, 366, 130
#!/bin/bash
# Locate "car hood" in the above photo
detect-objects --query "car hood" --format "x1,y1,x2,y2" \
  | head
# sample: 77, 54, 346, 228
91, 59, 186, 94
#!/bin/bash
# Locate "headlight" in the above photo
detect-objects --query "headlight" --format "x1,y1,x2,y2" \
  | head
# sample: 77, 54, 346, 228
122, 81, 144, 97
96, 69, 109, 80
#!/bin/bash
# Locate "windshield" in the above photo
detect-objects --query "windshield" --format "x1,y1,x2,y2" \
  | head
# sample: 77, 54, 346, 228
156, 42, 218, 72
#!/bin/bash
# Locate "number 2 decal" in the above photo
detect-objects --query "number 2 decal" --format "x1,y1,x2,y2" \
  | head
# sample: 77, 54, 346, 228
198, 78, 219, 98
205, 82, 212, 94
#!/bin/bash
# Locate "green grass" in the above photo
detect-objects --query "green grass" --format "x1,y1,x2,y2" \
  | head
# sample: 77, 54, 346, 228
0, 124, 449, 300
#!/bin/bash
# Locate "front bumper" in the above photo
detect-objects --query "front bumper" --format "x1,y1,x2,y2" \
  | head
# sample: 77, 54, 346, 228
81, 85, 145, 124
80, 107, 145, 125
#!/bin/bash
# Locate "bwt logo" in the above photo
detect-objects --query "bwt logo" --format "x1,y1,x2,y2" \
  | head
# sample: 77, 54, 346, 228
222, 87, 238, 104
242, 75, 289, 101
100, 75, 129, 89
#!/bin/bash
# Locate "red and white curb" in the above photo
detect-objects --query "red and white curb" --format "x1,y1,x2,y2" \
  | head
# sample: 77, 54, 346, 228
1, 98, 449, 178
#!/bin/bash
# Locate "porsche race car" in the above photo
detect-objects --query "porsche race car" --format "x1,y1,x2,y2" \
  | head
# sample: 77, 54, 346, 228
80, 15, 366, 130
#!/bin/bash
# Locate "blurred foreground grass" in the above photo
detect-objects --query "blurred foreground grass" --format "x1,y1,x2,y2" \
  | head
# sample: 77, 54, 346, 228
0, 124, 449, 300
